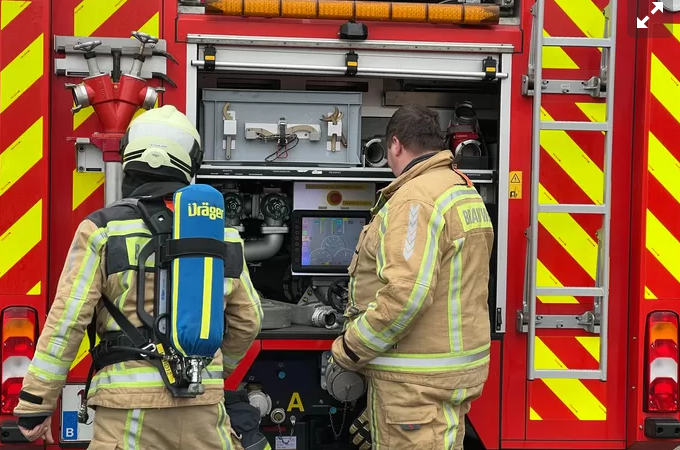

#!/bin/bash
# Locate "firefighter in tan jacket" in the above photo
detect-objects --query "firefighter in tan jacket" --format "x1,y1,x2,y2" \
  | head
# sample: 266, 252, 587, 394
330, 104, 494, 450
14, 106, 263, 449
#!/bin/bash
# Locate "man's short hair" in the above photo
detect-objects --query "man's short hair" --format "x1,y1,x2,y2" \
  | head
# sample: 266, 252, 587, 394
385, 104, 446, 153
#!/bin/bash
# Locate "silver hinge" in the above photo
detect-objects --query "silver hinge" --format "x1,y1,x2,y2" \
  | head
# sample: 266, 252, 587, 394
516, 309, 601, 334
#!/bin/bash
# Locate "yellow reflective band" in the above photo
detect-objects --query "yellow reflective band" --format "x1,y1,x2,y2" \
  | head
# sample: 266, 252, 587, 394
554, 0, 605, 45
530, 408, 543, 420
534, 337, 606, 420
27, 350, 71, 382
576, 336, 600, 361
542, 30, 579, 70
72, 171, 104, 210
376, 204, 389, 282
369, 379, 381, 450
125, 236, 153, 267
200, 257, 214, 339
536, 260, 578, 304
0, 117, 43, 197
108, 219, 151, 236
0, 34, 43, 113
171, 191, 185, 355
651, 54, 680, 126
47, 228, 107, 359
648, 132, 680, 204
367, 344, 490, 373
0, 200, 42, 278
124, 408, 144, 450
1, 1, 31, 30
448, 238, 465, 353
216, 403, 234, 450
74, 0, 128, 37
646, 210, 680, 284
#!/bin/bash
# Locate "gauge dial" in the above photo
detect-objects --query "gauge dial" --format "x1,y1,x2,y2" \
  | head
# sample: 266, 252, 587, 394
322, 235, 346, 254
333, 249, 355, 266
309, 249, 334, 266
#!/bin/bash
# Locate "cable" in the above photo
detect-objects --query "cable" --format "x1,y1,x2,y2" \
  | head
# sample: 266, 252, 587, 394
265, 134, 300, 162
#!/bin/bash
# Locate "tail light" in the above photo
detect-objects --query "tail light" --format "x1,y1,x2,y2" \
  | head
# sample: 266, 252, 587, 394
0, 307, 38, 415
644, 311, 680, 413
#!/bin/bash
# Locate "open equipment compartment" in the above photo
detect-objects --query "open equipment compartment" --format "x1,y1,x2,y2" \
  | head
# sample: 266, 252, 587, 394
186, 35, 512, 448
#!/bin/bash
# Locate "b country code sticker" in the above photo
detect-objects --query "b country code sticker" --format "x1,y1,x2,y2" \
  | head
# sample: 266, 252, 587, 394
60, 384, 95, 443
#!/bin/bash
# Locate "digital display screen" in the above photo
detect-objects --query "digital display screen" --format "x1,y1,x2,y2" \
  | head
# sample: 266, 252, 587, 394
300, 216, 366, 267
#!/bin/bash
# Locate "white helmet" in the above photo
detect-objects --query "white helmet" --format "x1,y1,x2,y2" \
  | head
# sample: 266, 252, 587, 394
121, 105, 203, 183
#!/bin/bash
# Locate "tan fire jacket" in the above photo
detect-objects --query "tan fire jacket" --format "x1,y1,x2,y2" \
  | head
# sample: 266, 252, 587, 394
331, 150, 494, 389
14, 201, 263, 420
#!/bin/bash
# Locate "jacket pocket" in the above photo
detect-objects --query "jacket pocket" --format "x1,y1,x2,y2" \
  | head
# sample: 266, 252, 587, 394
347, 225, 370, 276
384, 403, 438, 449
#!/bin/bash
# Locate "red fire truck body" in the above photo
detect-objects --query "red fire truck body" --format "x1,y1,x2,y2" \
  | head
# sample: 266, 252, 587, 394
0, 0, 679, 448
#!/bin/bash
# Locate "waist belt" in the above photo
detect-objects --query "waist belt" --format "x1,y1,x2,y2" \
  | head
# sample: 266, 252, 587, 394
91, 327, 155, 371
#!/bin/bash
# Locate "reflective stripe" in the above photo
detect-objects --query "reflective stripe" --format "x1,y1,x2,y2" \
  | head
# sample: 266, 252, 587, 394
47, 229, 108, 359
443, 388, 466, 450
27, 351, 70, 381
106, 270, 134, 331
448, 238, 465, 353
367, 345, 490, 372
375, 204, 389, 282
89, 364, 223, 394
171, 191, 185, 355
200, 256, 214, 339
369, 379, 381, 450
353, 315, 392, 352
124, 408, 144, 450
216, 402, 233, 450
108, 219, 150, 236
222, 352, 243, 369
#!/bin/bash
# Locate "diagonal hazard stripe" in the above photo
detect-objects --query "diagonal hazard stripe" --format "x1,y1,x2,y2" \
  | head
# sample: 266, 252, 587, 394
530, 408, 542, 420
537, 260, 578, 304
72, 170, 104, 210
534, 337, 606, 420
71, 333, 100, 370
650, 54, 680, 127
539, 184, 598, 279
0, 200, 42, 278
648, 132, 680, 204
667, 23, 680, 43
542, 30, 579, 69
1, 1, 31, 29
554, 0, 605, 41
27, 282, 41, 295
646, 210, 680, 285
540, 108, 603, 205
73, 0, 128, 37
576, 336, 600, 361
0, 117, 43, 196
136, 11, 159, 37
0, 34, 43, 113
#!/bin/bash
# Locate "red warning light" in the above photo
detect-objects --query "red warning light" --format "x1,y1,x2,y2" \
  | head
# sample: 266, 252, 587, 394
327, 191, 343, 206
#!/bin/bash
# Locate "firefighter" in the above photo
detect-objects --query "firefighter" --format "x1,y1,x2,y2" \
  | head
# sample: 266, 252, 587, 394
14, 105, 264, 450
328, 104, 494, 449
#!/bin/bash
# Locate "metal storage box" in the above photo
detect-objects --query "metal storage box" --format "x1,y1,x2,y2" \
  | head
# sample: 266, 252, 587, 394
200, 89, 363, 166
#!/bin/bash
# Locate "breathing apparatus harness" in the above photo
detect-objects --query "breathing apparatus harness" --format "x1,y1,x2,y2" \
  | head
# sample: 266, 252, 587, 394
78, 196, 243, 424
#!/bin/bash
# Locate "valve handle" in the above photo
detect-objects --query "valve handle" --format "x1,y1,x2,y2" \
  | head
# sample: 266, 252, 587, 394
73, 40, 102, 52
131, 31, 159, 45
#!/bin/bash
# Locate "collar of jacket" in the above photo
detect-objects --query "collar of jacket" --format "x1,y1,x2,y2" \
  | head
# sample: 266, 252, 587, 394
379, 150, 455, 199
128, 181, 188, 200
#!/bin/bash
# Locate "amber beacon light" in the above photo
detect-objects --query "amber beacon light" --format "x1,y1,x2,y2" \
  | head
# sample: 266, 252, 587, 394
206, 0, 501, 25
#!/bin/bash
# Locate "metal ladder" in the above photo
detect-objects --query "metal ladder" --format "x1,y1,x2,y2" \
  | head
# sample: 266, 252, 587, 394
517, 0, 617, 381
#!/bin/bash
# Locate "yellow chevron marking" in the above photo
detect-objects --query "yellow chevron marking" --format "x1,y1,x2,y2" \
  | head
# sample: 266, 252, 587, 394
542, 30, 579, 69
535, 337, 606, 420
646, 210, 680, 284
539, 184, 598, 279
576, 336, 600, 362
74, 0, 128, 37
71, 333, 100, 370
645, 287, 658, 300
1, 1, 31, 29
0, 34, 43, 113
72, 170, 104, 210
27, 282, 41, 295
666, 23, 680, 44
554, 0, 605, 43
648, 132, 680, 204
537, 260, 579, 304
575, 102, 607, 135
540, 108, 603, 205
651, 54, 680, 126
0, 117, 43, 196
0, 200, 42, 278
136, 11, 159, 37
73, 107, 95, 131
529, 408, 542, 420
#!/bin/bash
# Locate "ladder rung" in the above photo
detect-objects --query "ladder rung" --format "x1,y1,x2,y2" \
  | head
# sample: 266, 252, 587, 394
536, 287, 604, 297
543, 37, 612, 48
541, 121, 610, 132
538, 204, 606, 214
533, 369, 603, 380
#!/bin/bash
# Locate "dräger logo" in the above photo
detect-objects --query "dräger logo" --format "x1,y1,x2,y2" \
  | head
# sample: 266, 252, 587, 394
187, 202, 224, 220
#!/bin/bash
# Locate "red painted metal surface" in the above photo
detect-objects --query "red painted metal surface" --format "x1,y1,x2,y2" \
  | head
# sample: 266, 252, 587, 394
468, 340, 502, 449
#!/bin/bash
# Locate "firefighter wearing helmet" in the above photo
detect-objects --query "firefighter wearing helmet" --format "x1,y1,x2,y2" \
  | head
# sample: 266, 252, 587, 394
14, 105, 264, 449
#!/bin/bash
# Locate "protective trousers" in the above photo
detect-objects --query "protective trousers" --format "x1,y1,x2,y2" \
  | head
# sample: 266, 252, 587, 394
366, 378, 484, 450
87, 403, 244, 450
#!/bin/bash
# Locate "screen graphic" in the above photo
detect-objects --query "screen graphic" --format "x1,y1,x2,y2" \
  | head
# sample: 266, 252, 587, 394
300, 217, 366, 267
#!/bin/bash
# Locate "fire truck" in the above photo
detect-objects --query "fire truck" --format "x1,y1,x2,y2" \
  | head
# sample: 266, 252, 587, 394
1, 0, 680, 448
